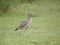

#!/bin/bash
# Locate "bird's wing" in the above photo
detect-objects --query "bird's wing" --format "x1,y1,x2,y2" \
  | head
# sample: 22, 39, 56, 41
15, 20, 28, 30
19, 20, 28, 27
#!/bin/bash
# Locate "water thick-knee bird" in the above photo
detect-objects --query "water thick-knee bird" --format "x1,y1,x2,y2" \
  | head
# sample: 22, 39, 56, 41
15, 13, 36, 31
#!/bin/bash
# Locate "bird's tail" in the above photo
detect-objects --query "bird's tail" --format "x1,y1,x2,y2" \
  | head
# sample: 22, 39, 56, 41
14, 26, 23, 31
14, 28, 19, 31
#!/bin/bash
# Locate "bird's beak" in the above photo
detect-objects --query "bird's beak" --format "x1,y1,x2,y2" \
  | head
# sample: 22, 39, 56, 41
32, 15, 36, 17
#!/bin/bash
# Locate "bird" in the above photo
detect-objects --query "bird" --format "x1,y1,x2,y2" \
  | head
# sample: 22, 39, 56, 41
15, 13, 36, 31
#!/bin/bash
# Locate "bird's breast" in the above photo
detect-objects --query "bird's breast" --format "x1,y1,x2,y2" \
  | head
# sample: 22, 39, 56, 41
28, 19, 32, 24
26, 19, 32, 27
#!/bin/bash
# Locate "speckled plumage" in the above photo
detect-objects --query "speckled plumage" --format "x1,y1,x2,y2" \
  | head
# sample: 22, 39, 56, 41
15, 13, 36, 31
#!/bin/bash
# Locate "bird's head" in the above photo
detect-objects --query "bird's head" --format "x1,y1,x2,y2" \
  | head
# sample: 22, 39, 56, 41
28, 13, 36, 17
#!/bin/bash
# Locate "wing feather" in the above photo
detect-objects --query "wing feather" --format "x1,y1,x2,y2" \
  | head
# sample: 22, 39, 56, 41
19, 20, 28, 27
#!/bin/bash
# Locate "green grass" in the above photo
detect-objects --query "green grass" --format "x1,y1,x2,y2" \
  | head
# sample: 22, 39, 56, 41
0, 0, 60, 45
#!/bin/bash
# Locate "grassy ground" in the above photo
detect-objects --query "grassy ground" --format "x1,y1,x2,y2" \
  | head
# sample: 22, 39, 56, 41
0, 0, 60, 45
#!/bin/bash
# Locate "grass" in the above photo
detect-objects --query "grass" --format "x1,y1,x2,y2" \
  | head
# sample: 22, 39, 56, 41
0, 0, 60, 45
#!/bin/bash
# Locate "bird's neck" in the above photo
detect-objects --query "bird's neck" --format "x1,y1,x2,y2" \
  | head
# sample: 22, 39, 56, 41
27, 17, 32, 21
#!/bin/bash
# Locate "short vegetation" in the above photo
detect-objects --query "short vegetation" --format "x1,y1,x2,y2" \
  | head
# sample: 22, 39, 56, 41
0, 0, 60, 45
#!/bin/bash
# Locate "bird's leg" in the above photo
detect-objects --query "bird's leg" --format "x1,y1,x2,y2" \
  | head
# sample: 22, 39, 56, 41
23, 27, 28, 33
22, 27, 28, 33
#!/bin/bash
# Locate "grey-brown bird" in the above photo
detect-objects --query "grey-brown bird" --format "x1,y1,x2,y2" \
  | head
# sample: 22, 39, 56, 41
15, 13, 36, 31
